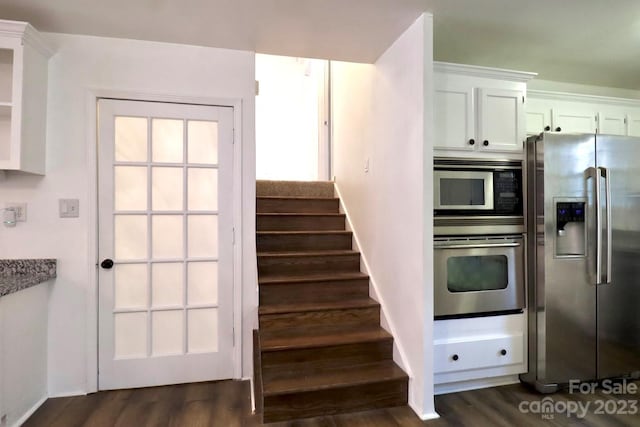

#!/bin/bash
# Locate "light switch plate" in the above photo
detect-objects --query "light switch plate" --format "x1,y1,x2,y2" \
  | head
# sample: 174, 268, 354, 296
59, 199, 79, 218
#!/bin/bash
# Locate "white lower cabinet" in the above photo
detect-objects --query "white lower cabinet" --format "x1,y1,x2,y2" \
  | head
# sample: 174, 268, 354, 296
434, 313, 527, 394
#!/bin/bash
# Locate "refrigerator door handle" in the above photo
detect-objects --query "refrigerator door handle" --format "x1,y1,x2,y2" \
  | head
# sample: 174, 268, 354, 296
599, 166, 612, 284
586, 167, 602, 284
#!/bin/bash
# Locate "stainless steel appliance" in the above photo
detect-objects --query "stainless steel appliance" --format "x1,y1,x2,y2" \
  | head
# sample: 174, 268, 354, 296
434, 235, 525, 318
434, 158, 524, 235
521, 132, 640, 392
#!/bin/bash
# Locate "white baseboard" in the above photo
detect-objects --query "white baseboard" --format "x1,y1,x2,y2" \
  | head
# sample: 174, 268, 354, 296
48, 390, 87, 398
12, 395, 47, 427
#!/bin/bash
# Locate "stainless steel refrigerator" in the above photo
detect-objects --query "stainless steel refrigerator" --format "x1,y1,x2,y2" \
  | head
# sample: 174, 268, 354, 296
521, 132, 640, 392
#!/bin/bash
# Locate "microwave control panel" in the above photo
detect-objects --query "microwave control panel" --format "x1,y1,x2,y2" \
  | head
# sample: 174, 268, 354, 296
493, 170, 522, 214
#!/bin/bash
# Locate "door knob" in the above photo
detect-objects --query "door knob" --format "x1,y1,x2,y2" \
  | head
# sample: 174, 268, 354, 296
555, 127, 562, 132
101, 259, 114, 269
468, 138, 475, 145
483, 140, 489, 146
544, 126, 551, 131
452, 354, 459, 361
500, 349, 507, 356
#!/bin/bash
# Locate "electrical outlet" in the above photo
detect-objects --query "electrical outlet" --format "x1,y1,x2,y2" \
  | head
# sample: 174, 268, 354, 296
59, 199, 80, 218
5, 203, 27, 221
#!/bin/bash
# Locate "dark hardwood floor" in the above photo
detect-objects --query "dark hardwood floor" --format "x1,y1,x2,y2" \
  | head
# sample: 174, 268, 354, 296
24, 379, 640, 426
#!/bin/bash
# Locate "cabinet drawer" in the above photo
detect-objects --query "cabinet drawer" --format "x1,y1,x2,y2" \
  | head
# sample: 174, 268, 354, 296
434, 334, 524, 374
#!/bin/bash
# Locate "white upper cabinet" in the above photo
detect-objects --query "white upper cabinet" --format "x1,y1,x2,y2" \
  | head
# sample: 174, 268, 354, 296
526, 90, 640, 138
0, 20, 51, 174
434, 84, 475, 152
434, 62, 535, 157
628, 113, 640, 137
552, 104, 598, 134
477, 88, 525, 152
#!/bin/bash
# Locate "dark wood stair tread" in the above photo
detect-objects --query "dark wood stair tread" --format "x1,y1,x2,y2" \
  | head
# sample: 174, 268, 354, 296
259, 298, 379, 315
260, 324, 391, 352
257, 196, 339, 201
259, 271, 368, 285
262, 360, 407, 396
257, 212, 345, 217
257, 230, 351, 235
257, 249, 358, 258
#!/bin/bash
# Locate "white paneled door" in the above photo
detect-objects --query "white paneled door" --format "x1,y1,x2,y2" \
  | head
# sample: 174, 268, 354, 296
97, 99, 234, 390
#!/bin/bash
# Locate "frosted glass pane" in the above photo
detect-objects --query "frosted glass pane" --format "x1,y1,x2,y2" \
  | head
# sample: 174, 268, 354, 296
115, 215, 148, 260
152, 167, 183, 211
188, 120, 218, 164
152, 215, 183, 259
114, 312, 147, 358
115, 166, 147, 211
114, 264, 148, 309
187, 262, 218, 305
188, 308, 218, 353
152, 310, 183, 356
152, 263, 183, 307
188, 168, 218, 211
152, 119, 183, 163
115, 116, 148, 162
188, 215, 218, 258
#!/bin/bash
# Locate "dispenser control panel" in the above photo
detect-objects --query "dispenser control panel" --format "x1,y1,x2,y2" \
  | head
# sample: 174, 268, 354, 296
555, 200, 586, 257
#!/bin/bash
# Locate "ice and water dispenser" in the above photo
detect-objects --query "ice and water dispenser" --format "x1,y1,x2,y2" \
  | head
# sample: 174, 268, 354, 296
555, 201, 586, 257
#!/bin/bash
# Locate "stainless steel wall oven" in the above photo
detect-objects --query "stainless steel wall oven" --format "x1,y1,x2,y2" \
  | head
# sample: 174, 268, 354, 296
433, 158, 526, 319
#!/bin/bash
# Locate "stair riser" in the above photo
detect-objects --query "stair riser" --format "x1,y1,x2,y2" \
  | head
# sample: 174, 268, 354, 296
258, 254, 360, 276
256, 181, 334, 198
257, 198, 339, 214
257, 233, 352, 252
262, 379, 408, 423
259, 279, 369, 305
259, 306, 380, 331
261, 339, 393, 368
257, 215, 346, 231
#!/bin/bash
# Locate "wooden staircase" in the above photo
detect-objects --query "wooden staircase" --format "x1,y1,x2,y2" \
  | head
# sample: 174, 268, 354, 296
253, 180, 408, 423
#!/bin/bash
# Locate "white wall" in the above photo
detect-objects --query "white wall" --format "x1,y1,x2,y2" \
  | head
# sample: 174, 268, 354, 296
331, 13, 436, 419
0, 33, 257, 396
256, 54, 326, 181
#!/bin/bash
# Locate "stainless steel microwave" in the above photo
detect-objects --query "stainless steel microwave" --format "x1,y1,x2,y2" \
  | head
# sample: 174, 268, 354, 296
433, 158, 523, 217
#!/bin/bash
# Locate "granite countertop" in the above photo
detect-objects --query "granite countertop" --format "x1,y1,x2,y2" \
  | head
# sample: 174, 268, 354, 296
0, 259, 56, 297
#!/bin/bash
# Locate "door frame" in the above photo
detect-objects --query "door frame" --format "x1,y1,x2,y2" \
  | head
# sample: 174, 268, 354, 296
85, 89, 244, 393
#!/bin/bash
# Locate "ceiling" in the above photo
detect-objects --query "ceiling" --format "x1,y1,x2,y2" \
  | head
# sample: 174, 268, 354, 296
0, 0, 639, 89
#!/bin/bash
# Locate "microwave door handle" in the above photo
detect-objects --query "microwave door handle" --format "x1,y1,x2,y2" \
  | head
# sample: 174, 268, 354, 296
599, 167, 612, 284
434, 242, 521, 249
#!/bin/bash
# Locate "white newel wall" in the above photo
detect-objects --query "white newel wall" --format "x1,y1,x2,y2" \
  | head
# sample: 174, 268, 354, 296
331, 14, 436, 419
0, 33, 257, 396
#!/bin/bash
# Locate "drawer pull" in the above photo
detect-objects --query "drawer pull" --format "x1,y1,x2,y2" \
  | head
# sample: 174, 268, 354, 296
452, 354, 459, 361
500, 349, 507, 356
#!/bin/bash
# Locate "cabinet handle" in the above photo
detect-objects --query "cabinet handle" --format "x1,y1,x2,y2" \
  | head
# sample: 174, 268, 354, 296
100, 259, 114, 269
468, 139, 475, 146
452, 354, 459, 361
555, 127, 562, 132
483, 140, 489, 147
500, 349, 507, 356
544, 126, 551, 131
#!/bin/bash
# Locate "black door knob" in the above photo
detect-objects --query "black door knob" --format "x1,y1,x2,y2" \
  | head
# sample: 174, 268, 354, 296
452, 354, 459, 361
101, 259, 114, 269
544, 126, 551, 131
468, 138, 475, 145
500, 349, 507, 356
555, 127, 562, 132
483, 140, 489, 146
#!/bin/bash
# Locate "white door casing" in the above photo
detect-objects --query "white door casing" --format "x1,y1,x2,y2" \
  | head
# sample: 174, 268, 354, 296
97, 98, 234, 390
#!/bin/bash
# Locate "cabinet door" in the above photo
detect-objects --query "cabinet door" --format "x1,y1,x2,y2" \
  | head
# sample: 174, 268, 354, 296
627, 113, 640, 137
552, 106, 597, 133
525, 98, 552, 135
598, 111, 626, 136
434, 86, 475, 151
477, 88, 525, 152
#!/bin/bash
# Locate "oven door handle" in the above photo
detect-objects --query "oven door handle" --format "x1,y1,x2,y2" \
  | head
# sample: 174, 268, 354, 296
434, 242, 521, 249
